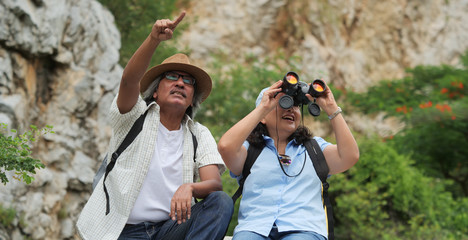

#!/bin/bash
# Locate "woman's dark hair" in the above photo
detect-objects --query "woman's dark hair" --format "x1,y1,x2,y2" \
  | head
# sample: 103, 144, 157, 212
247, 122, 313, 148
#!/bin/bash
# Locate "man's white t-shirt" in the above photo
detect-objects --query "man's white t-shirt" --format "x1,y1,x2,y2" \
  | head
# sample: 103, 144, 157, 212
127, 122, 184, 224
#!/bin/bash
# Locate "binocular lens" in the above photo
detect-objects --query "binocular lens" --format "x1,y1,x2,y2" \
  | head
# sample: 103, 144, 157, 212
308, 79, 326, 99
282, 72, 300, 97
313, 82, 325, 92
285, 73, 298, 84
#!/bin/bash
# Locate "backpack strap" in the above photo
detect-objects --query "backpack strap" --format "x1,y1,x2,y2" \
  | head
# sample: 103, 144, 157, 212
191, 131, 197, 163
303, 139, 329, 181
103, 110, 148, 215
304, 138, 334, 240
190, 131, 199, 203
231, 142, 264, 203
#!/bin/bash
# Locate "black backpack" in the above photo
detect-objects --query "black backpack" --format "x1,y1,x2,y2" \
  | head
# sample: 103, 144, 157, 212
92, 110, 198, 215
231, 138, 334, 240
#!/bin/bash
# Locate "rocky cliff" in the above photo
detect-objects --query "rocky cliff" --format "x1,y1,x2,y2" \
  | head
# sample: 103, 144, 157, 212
0, 0, 120, 239
181, 0, 468, 91
0, 0, 467, 239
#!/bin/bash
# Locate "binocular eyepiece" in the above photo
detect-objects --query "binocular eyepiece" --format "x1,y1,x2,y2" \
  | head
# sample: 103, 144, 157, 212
278, 71, 326, 116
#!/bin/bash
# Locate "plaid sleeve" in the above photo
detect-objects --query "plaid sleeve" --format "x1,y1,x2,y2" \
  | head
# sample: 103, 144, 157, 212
194, 123, 226, 175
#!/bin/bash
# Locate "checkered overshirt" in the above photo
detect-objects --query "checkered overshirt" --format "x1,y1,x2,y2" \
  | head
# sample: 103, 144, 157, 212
76, 95, 225, 240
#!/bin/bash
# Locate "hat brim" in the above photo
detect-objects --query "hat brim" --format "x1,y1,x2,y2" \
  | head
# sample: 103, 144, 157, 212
140, 62, 212, 102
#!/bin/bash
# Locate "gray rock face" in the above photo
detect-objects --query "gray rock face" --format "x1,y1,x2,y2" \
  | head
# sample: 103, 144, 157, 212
181, 0, 468, 92
0, 0, 467, 239
0, 0, 120, 239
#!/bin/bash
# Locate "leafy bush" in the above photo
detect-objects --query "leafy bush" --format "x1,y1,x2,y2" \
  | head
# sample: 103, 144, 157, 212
0, 123, 54, 185
347, 51, 468, 197
331, 137, 468, 239
347, 58, 467, 118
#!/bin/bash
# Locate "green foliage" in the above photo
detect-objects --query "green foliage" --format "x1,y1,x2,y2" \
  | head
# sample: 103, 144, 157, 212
58, 207, 68, 220
347, 51, 468, 197
347, 63, 467, 117
97, 0, 184, 66
0, 204, 16, 227
221, 171, 241, 236
392, 104, 468, 197
331, 137, 468, 239
0, 123, 54, 185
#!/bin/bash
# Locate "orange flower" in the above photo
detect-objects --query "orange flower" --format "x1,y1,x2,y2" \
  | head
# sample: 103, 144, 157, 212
451, 115, 456, 120
435, 104, 452, 113
440, 88, 449, 94
435, 104, 444, 112
450, 82, 464, 89
444, 104, 452, 112
382, 135, 394, 142
396, 106, 409, 113
419, 101, 433, 109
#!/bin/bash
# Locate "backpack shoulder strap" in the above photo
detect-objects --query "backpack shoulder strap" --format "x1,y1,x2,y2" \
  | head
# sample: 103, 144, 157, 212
232, 142, 264, 203
190, 130, 199, 203
304, 138, 334, 240
191, 131, 197, 162
303, 138, 329, 182
103, 110, 149, 215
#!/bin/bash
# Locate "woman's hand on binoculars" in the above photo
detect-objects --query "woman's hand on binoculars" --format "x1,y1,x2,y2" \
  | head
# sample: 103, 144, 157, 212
306, 81, 339, 116
259, 80, 284, 111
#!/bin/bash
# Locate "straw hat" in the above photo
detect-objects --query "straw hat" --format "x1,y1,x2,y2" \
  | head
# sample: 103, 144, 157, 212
140, 53, 212, 102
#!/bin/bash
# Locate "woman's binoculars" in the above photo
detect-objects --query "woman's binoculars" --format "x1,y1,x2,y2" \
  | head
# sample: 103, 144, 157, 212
278, 71, 326, 116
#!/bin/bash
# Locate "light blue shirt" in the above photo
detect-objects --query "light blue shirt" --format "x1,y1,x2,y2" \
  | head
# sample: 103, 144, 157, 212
231, 136, 331, 238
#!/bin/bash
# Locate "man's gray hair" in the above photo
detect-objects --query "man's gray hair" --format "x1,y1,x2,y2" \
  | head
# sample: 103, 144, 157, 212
141, 74, 202, 118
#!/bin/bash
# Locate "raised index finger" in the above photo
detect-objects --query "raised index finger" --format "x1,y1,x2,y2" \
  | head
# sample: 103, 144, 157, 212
172, 11, 186, 28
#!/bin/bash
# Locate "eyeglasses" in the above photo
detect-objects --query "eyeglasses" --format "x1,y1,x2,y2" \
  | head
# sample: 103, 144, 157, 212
164, 71, 196, 85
